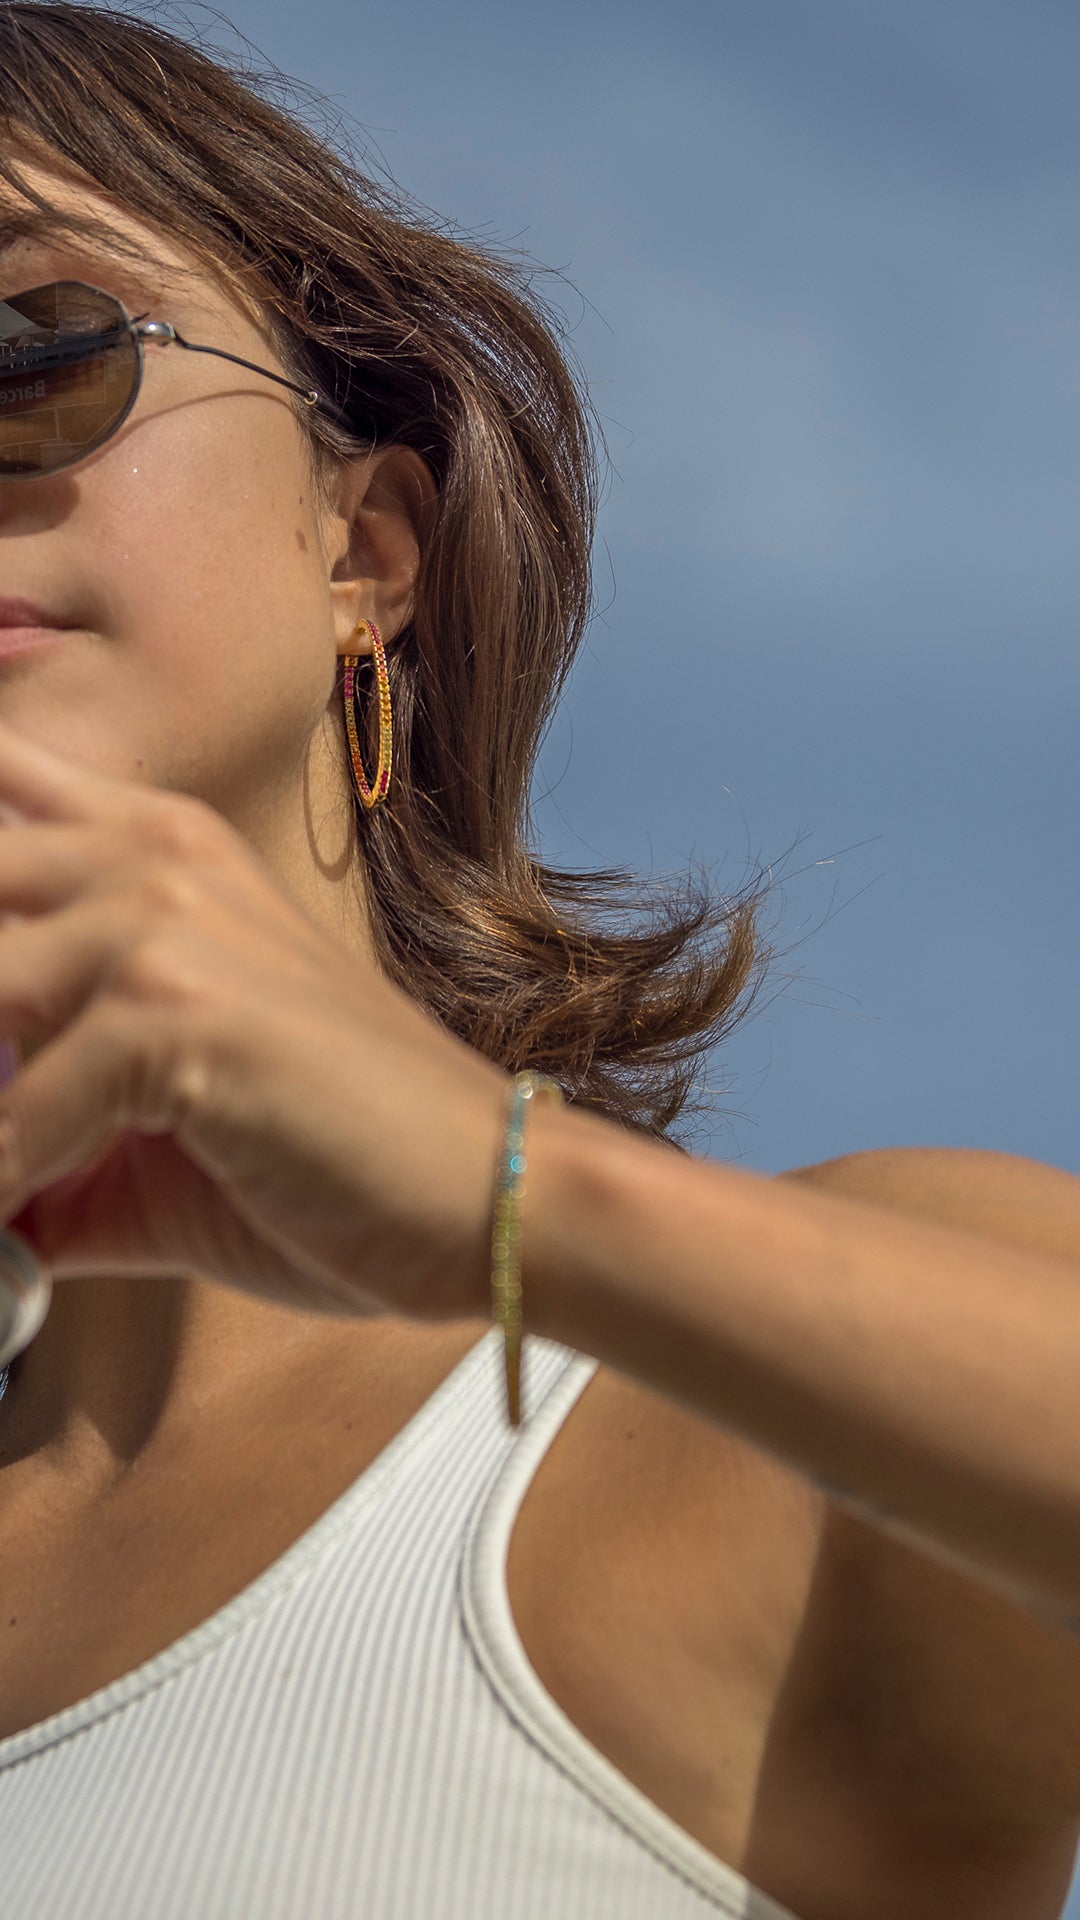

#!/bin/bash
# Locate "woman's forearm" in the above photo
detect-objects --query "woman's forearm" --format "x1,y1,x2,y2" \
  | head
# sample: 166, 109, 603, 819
521, 1102, 1080, 1628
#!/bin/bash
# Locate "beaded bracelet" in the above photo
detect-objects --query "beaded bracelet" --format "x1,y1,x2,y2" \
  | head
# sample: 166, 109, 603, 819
491, 1071, 565, 1427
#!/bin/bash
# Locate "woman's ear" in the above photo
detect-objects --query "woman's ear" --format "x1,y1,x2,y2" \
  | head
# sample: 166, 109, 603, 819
327, 446, 438, 655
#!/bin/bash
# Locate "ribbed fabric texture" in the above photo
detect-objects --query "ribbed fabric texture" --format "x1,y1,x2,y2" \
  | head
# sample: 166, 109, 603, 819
0, 1328, 801, 1920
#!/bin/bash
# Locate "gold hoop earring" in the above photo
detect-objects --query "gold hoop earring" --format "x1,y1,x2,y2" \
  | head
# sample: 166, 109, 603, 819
343, 619, 392, 808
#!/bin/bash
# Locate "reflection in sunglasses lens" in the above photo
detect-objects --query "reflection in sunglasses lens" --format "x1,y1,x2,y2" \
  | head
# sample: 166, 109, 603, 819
0, 282, 135, 477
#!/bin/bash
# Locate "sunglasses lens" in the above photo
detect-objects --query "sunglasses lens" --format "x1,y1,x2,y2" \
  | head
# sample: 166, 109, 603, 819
0, 281, 137, 478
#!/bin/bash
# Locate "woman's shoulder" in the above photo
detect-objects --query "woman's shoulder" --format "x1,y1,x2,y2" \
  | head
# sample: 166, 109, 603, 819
776, 1142, 1080, 1271
518, 1142, 1080, 1890
538, 1139, 1080, 1581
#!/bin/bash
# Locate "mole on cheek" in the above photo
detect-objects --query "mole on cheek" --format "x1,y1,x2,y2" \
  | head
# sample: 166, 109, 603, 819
296, 529, 308, 554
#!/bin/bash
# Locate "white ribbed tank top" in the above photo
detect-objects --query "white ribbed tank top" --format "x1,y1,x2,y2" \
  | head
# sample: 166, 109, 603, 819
0, 1329, 801, 1920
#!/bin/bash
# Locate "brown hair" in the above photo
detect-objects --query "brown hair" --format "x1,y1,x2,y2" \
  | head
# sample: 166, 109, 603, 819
0, 0, 779, 1147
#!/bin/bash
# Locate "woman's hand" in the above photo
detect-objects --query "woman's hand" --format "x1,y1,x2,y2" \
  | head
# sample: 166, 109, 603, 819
0, 717, 511, 1323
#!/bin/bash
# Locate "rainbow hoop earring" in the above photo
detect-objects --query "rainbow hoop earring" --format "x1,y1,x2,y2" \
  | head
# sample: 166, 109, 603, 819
343, 619, 393, 808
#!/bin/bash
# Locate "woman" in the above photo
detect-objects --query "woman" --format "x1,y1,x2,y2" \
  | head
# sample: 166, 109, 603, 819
0, 6, 1077, 1917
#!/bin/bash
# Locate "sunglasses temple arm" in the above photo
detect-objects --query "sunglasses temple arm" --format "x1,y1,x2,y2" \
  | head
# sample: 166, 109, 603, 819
165, 330, 339, 419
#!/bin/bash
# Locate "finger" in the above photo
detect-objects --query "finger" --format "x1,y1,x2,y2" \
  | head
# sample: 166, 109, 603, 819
0, 899, 136, 1045
0, 1000, 179, 1221
0, 822, 122, 917
0, 712, 137, 825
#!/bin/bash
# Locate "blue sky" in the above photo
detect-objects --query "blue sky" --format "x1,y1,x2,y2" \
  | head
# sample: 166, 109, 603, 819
97, 1, 1080, 1907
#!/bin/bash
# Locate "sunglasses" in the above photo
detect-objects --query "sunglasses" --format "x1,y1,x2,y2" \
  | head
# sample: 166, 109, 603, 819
0, 278, 349, 480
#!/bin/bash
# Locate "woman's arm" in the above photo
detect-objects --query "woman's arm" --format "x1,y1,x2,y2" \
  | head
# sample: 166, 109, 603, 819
521, 1103, 1080, 1630
0, 716, 1074, 1635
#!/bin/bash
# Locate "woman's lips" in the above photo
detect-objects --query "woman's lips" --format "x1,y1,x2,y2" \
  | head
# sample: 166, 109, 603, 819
0, 595, 72, 628
0, 627, 70, 656
0, 592, 74, 654
0, 598, 79, 655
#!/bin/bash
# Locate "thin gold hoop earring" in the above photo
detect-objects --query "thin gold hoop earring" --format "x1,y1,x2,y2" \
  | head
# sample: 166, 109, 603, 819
343, 619, 392, 808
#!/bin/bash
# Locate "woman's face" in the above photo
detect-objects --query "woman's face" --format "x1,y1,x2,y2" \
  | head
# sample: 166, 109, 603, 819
0, 148, 424, 914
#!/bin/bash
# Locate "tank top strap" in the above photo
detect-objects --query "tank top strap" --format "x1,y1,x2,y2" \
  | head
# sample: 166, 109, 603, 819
460, 1343, 802, 1920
